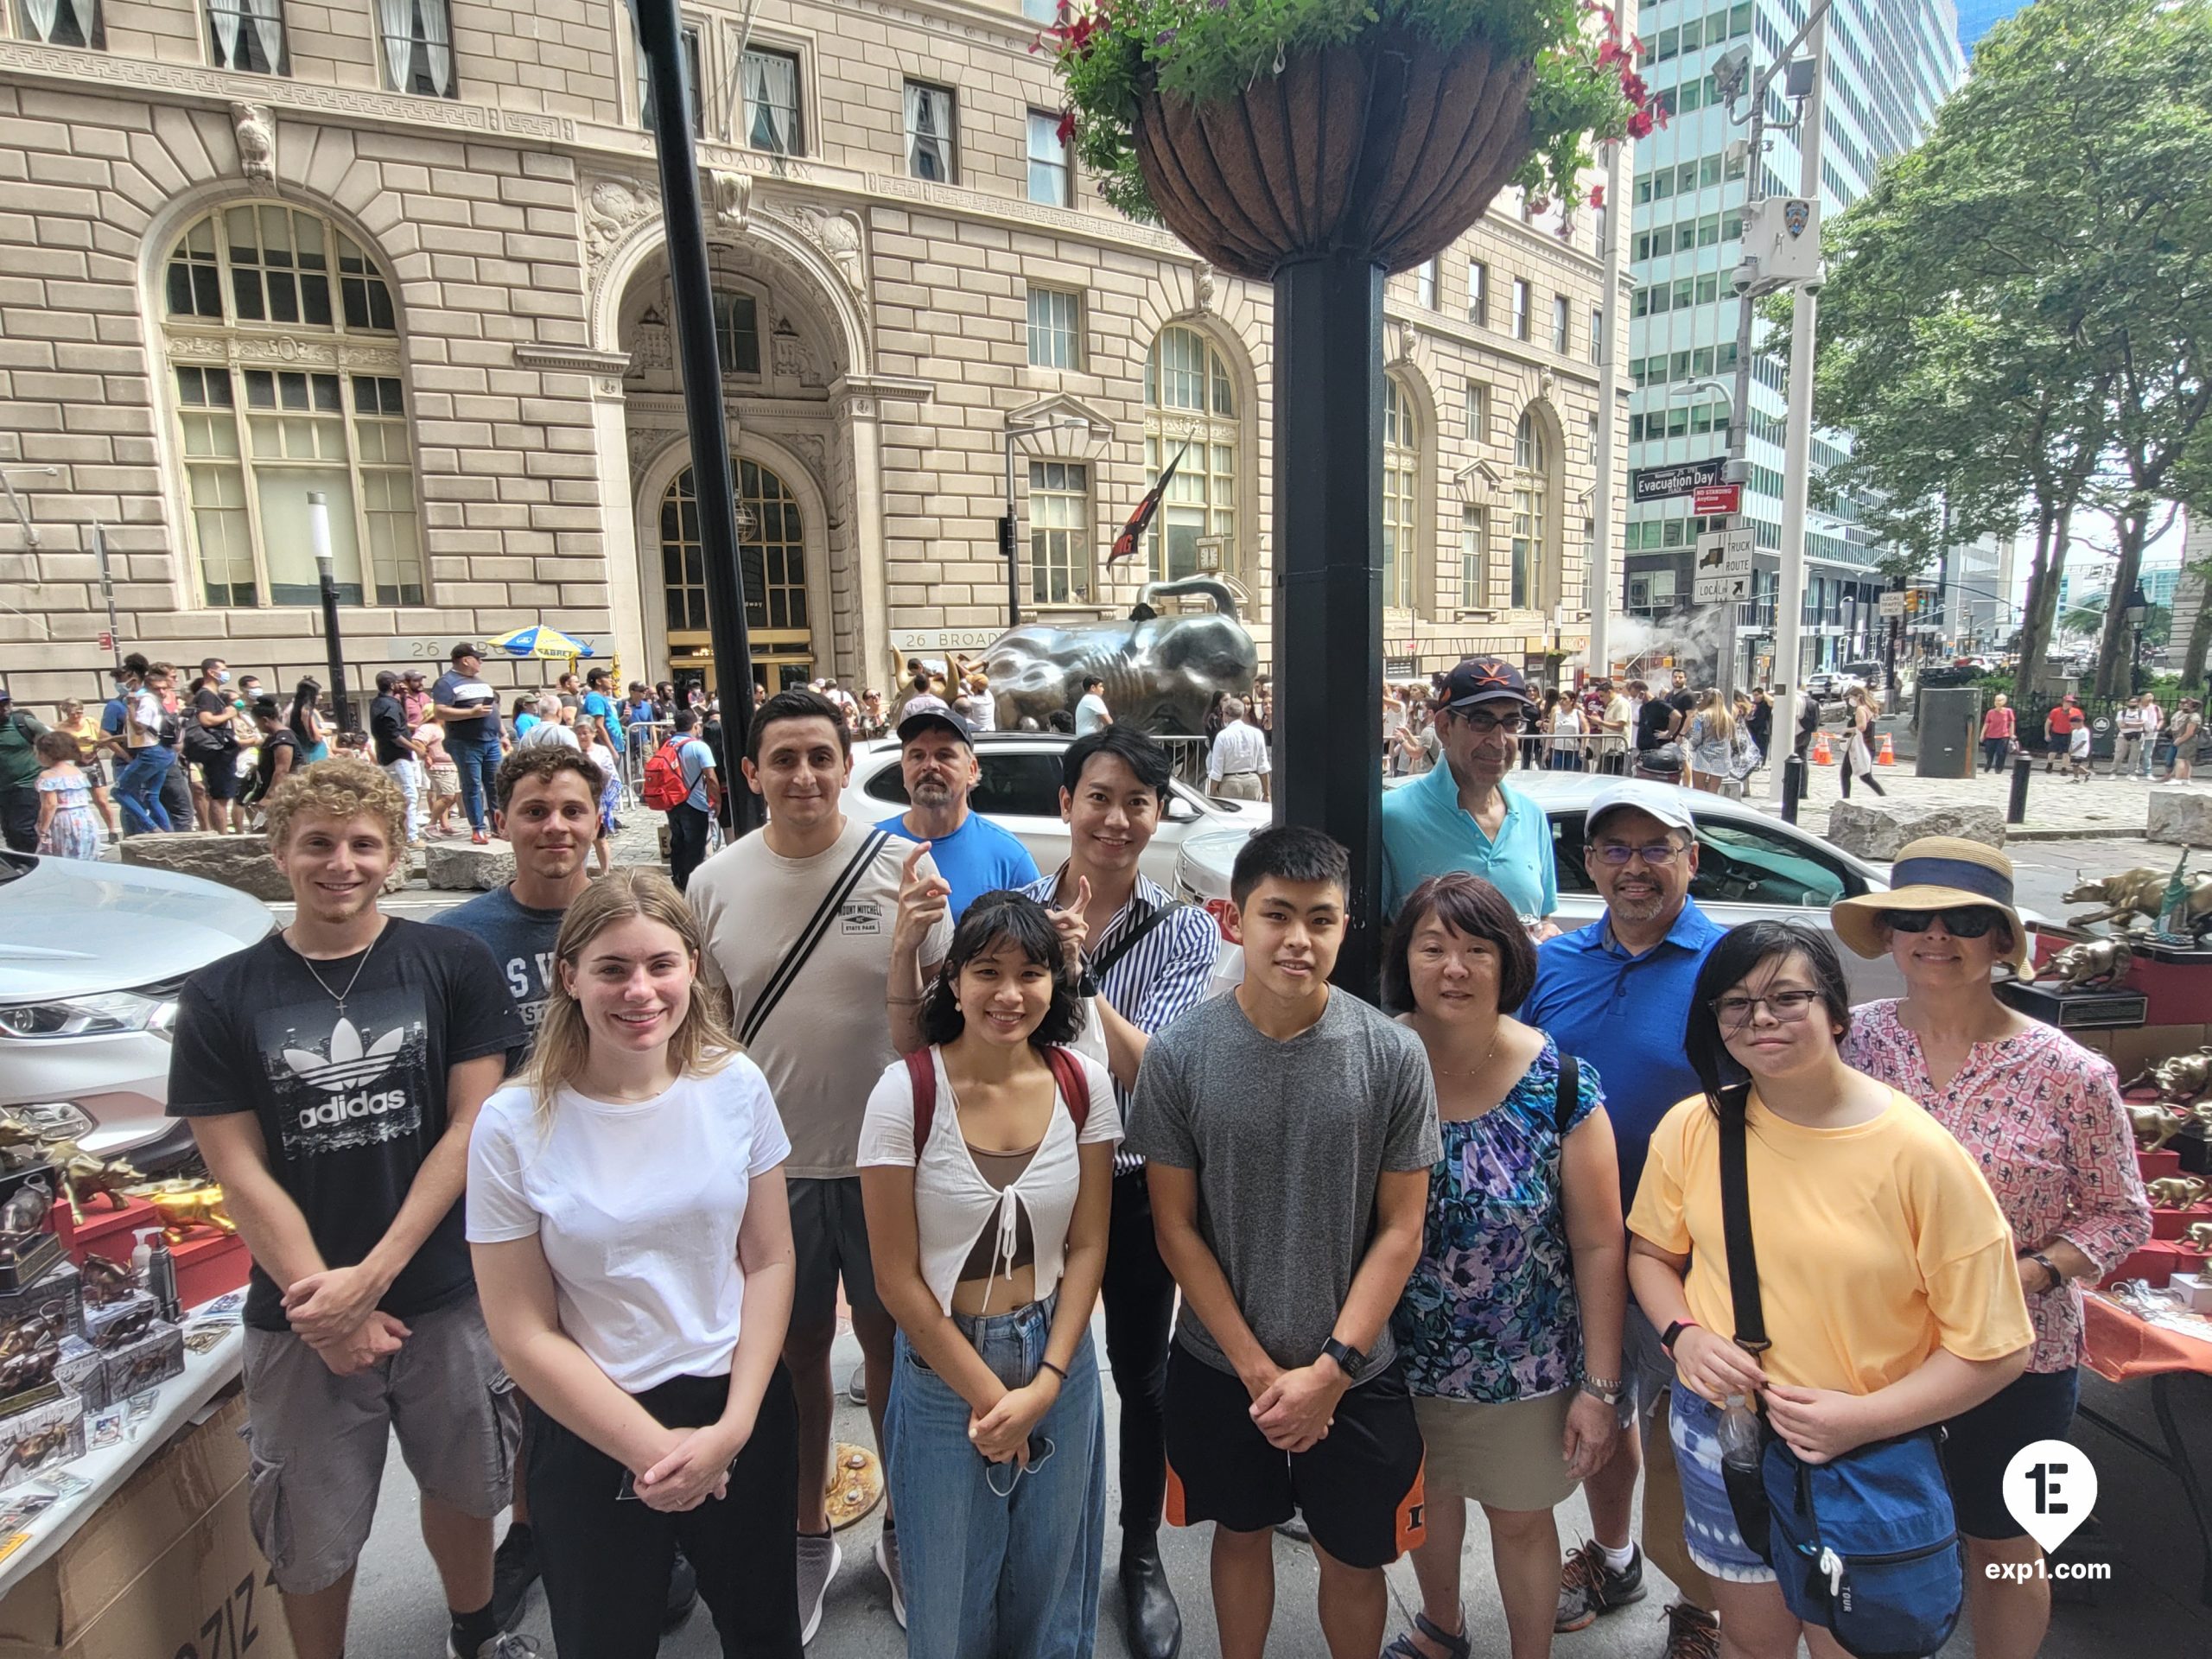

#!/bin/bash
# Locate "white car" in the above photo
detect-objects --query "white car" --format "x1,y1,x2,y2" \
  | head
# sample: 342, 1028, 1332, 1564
1175, 771, 1940, 1003
846, 732, 1274, 888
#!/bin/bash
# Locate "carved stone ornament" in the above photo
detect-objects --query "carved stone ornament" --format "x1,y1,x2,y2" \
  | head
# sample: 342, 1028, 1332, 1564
785, 204, 866, 297
232, 102, 276, 183
712, 169, 753, 236
1389, 319, 1417, 365
626, 307, 672, 378
1192, 260, 1215, 315
582, 175, 657, 271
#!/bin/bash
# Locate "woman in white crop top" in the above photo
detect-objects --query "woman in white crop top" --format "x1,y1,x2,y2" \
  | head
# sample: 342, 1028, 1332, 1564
860, 890, 1119, 1659
467, 870, 802, 1656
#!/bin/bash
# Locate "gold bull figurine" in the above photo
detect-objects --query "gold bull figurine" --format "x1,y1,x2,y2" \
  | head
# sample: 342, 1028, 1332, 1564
2188, 1222, 2212, 1252
47, 1141, 144, 1225
2129, 1103, 2190, 1152
148, 1184, 236, 1240
2146, 1176, 2208, 1209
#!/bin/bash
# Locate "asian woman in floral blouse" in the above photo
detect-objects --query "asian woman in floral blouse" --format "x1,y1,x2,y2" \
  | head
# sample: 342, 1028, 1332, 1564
1834, 837, 2149, 1659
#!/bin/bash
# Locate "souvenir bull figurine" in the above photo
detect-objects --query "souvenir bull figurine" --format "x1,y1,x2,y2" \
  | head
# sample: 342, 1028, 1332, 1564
2037, 938, 2133, 988
2129, 1103, 2190, 1151
47, 1142, 143, 1225
3, 1420, 74, 1478
2062, 867, 2212, 934
2189, 1222, 2212, 1252
0, 1301, 67, 1396
149, 1183, 236, 1239
2130, 1047, 2212, 1109
2145, 1176, 2207, 1209
986, 578, 1258, 735
79, 1253, 137, 1306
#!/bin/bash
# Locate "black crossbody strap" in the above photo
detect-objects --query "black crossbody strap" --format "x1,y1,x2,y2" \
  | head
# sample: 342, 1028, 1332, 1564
1716, 1084, 1771, 1355
1085, 897, 1189, 984
1554, 1052, 1581, 1137
739, 829, 891, 1049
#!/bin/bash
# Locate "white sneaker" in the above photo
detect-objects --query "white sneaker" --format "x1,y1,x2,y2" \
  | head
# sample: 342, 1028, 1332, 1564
876, 1524, 906, 1630
797, 1530, 842, 1646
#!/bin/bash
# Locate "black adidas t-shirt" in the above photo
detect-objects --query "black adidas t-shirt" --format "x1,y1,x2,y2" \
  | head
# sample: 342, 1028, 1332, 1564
168, 918, 523, 1332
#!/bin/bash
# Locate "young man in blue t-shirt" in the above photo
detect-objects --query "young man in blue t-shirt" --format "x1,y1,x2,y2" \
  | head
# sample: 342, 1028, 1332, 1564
876, 709, 1037, 918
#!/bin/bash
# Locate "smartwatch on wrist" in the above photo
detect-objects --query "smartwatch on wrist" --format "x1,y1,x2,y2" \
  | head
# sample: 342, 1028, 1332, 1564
1661, 1319, 1699, 1355
1320, 1337, 1367, 1378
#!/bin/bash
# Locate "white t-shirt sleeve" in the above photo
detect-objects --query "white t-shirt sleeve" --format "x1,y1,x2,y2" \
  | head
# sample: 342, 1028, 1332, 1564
856, 1059, 920, 1168
733, 1058, 792, 1176
1074, 1053, 1123, 1146
465, 1089, 542, 1243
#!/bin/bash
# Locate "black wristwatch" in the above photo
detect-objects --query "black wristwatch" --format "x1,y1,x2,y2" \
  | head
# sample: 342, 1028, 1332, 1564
1320, 1337, 1367, 1378
2025, 1250, 2063, 1294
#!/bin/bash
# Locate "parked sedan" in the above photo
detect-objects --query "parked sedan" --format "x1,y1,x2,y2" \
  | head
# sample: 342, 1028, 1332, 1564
0, 849, 272, 1162
847, 732, 1273, 888
1175, 772, 1929, 1002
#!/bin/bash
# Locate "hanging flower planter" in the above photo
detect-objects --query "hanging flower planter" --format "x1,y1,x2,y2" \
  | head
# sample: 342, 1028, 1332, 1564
1044, 0, 1660, 280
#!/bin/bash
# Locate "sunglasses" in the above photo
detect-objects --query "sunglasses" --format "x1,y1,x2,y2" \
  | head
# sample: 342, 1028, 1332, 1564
1884, 906, 2002, 939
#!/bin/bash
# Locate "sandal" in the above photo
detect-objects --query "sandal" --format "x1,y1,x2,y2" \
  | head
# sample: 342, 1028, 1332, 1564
1382, 1607, 1471, 1659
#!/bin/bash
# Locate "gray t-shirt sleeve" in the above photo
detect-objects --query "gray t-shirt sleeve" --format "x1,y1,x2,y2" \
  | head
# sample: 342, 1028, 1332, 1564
1381, 1029, 1443, 1171
1124, 1037, 1197, 1168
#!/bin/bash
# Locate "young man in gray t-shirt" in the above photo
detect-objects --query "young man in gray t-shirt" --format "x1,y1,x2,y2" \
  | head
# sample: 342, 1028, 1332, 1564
1127, 825, 1440, 1659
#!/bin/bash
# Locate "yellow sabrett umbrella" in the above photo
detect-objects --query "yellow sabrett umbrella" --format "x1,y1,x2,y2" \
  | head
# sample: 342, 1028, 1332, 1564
489, 625, 596, 660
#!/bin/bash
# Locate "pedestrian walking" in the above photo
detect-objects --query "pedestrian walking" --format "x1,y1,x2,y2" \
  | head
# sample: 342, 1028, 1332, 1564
643, 710, 719, 893
370, 671, 426, 845
1980, 694, 2016, 773
289, 677, 332, 765
166, 759, 527, 1659
2112, 696, 2145, 777
1074, 675, 1113, 735
1834, 840, 2149, 1659
32, 729, 107, 860
2066, 715, 2092, 781
2168, 697, 2202, 782
1381, 874, 1625, 1659
50, 698, 119, 836
2042, 696, 2078, 773
113, 663, 178, 836
467, 870, 800, 1659
861, 892, 1118, 1659
0, 687, 51, 854
185, 658, 246, 832
1205, 697, 1270, 800
1838, 685, 1885, 798
2139, 693, 2164, 779
432, 644, 505, 845
1547, 691, 1588, 773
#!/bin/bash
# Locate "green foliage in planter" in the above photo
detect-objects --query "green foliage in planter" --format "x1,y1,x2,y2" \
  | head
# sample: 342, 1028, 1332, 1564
1041, 0, 1660, 225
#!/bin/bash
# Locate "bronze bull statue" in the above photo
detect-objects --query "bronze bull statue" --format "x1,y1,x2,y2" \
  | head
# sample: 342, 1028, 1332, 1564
2037, 938, 2133, 988
986, 578, 1258, 736
2062, 867, 2212, 934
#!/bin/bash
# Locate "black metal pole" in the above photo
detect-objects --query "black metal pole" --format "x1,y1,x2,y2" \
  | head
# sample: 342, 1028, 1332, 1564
1274, 252, 1385, 999
2008, 752, 2031, 825
308, 492, 353, 733
1781, 752, 1804, 823
632, 0, 760, 833
1000, 513, 1021, 628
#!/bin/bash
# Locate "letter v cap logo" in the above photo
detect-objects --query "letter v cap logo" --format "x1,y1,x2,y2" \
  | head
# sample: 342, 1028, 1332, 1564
284, 1018, 405, 1091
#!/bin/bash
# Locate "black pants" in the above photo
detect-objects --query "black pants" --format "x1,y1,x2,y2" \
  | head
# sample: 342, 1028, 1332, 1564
0, 785, 35, 854
159, 756, 194, 830
1839, 762, 1885, 798
528, 1364, 802, 1657
1102, 1166, 1176, 1548
667, 802, 711, 891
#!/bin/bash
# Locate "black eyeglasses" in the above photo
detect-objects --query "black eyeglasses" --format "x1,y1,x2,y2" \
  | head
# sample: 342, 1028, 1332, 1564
1711, 988, 1822, 1029
1885, 906, 2001, 938
1592, 840, 1685, 866
1457, 711, 1525, 735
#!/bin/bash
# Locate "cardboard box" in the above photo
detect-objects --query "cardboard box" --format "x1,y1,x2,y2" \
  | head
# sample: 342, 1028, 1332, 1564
81, 1292, 157, 1353
51, 1338, 105, 1414
0, 1384, 85, 1494
99, 1322, 183, 1403
0, 1391, 296, 1659
169, 1231, 250, 1311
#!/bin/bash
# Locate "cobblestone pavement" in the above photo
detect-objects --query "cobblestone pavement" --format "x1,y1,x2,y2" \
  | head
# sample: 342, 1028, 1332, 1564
1762, 741, 2196, 842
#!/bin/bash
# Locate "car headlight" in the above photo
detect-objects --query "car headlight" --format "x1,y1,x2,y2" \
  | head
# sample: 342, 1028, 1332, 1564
0, 991, 175, 1039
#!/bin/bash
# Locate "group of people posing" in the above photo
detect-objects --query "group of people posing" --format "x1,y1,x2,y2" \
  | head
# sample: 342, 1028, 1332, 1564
163, 659, 2147, 1659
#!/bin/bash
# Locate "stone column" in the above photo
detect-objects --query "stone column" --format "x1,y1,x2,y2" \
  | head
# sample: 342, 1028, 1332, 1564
843, 391, 890, 689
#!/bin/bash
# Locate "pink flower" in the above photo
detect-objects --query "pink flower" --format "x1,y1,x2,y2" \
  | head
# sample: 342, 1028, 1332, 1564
1626, 109, 1655, 139
1057, 109, 1077, 147
1590, 184, 1605, 208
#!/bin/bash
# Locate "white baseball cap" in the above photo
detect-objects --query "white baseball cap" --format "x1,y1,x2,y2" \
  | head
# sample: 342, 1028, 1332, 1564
1585, 779, 1696, 837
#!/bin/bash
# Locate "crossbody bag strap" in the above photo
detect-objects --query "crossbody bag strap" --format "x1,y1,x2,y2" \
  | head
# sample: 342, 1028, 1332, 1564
1716, 1083, 1771, 1356
1085, 896, 1190, 984
738, 828, 891, 1049
1553, 1052, 1580, 1137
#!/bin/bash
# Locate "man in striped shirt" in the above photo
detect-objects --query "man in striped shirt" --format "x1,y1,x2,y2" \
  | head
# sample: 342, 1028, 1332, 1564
1020, 725, 1220, 1659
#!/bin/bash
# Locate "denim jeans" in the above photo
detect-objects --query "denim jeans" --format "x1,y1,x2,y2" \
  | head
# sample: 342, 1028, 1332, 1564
383, 758, 423, 842
450, 740, 501, 830
115, 745, 175, 835
885, 1295, 1106, 1659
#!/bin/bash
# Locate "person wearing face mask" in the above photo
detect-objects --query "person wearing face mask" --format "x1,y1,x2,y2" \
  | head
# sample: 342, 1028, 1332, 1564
859, 892, 1117, 1659
187, 658, 246, 832
1381, 658, 1557, 931
1833, 841, 2147, 1659
468, 870, 802, 1656
877, 710, 1038, 920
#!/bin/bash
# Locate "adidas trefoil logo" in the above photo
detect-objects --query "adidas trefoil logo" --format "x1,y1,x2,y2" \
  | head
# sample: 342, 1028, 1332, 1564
284, 1017, 404, 1090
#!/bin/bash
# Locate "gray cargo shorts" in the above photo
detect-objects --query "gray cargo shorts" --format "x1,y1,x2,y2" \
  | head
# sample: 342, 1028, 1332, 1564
1612, 1304, 1678, 1438
241, 1294, 519, 1595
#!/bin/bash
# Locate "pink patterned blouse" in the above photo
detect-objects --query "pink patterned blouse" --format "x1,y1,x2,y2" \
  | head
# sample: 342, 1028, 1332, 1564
1842, 999, 2151, 1373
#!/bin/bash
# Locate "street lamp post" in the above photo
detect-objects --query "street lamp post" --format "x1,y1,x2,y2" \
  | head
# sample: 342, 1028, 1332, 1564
307, 492, 353, 733
2126, 582, 2150, 694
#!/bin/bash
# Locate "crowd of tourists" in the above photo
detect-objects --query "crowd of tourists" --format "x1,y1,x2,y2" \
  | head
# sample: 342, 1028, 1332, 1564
153, 656, 2148, 1659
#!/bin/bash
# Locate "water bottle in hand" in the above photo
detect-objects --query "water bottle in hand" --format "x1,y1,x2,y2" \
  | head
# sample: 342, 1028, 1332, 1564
1719, 1394, 1763, 1472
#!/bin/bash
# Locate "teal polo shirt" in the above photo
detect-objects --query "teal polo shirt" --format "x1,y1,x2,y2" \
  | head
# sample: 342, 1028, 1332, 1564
1379, 763, 1558, 923
1523, 899, 1723, 1207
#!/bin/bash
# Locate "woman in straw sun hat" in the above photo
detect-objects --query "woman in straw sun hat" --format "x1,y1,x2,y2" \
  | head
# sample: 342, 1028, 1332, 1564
1833, 837, 2147, 1659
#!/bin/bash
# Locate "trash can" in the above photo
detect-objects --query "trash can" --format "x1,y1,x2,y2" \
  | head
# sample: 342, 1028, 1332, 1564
1916, 687, 1980, 779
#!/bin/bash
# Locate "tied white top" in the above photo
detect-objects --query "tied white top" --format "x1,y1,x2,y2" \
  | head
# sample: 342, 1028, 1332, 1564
466, 1058, 791, 1393
857, 1046, 1121, 1315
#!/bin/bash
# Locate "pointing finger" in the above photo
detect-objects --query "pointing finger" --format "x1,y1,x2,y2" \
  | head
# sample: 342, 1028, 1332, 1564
1075, 876, 1092, 911
901, 841, 930, 878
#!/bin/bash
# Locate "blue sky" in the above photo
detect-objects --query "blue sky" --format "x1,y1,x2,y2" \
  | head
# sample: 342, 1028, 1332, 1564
1957, 0, 2028, 48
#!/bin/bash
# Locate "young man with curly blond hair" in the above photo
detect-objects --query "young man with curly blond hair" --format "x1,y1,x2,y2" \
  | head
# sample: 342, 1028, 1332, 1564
167, 758, 529, 1659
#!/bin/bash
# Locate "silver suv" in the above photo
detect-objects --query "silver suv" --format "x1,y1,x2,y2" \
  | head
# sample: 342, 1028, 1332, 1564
0, 850, 271, 1162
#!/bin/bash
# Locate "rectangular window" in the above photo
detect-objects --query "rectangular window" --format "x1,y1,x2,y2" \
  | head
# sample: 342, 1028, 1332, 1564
1026, 285, 1081, 369
18, 0, 102, 46
1467, 260, 1489, 326
1027, 109, 1071, 206
638, 25, 702, 136
376, 0, 455, 96
1466, 381, 1488, 444
905, 80, 957, 182
353, 375, 426, 605
207, 0, 284, 73
1020, 0, 1056, 16
1416, 259, 1438, 309
1634, 175, 1653, 205
1551, 295, 1570, 354
714, 290, 761, 375
1460, 507, 1487, 608
1511, 279, 1530, 340
1653, 169, 1674, 201
1028, 460, 1090, 606
1589, 308, 1603, 365
1700, 154, 1724, 188
743, 48, 804, 155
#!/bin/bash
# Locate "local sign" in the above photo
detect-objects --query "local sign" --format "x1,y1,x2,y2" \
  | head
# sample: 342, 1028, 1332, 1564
1877, 592, 1907, 618
1693, 573, 1751, 605
1630, 457, 1728, 503
1692, 484, 1742, 515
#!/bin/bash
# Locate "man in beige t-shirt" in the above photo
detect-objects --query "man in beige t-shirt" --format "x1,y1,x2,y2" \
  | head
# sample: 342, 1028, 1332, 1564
688, 689, 950, 1637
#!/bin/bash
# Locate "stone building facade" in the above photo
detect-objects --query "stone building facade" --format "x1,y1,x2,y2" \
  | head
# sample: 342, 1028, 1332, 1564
0, 0, 1622, 717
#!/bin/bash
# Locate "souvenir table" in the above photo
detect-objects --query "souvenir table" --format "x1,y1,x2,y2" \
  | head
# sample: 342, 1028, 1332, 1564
2079, 1289, 2212, 1606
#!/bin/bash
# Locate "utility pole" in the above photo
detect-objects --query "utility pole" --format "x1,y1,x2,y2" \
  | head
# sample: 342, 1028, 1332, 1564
1772, 7, 1825, 739
1588, 111, 1632, 684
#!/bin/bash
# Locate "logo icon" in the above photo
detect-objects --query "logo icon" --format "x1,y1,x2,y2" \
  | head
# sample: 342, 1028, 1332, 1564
1783, 199, 1811, 238
283, 1017, 405, 1092
2002, 1440, 2096, 1554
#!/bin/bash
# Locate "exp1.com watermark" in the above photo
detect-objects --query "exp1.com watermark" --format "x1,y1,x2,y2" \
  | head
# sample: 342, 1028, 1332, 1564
1984, 1558, 2113, 1583
1992, 1440, 2111, 1580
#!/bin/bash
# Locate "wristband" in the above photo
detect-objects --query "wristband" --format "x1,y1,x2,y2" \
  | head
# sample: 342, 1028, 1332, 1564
1661, 1319, 1699, 1355
1037, 1358, 1068, 1382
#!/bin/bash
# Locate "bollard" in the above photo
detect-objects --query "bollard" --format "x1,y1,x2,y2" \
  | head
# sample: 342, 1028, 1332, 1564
1782, 753, 1805, 823
2008, 753, 2032, 825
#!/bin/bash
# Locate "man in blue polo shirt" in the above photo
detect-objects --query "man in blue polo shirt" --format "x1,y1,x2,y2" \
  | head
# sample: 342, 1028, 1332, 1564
878, 709, 1038, 918
1380, 656, 1556, 925
1523, 778, 1722, 1657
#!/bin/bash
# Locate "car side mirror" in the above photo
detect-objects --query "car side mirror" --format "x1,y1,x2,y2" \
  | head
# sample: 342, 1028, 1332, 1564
1166, 794, 1204, 823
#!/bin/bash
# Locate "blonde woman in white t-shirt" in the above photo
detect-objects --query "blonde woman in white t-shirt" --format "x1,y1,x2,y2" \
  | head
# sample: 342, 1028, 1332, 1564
467, 869, 803, 1656
860, 890, 1119, 1659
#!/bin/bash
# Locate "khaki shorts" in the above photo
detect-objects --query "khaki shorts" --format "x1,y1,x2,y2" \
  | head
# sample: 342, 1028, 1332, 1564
241, 1294, 519, 1595
1209, 772, 1265, 801
1413, 1389, 1577, 1512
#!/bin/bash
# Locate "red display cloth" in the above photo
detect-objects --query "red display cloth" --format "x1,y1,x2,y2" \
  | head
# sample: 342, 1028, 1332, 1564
2084, 1291, 2212, 1382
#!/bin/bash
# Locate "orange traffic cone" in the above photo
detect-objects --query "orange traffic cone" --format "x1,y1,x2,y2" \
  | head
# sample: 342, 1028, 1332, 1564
1811, 730, 1834, 766
1876, 732, 1897, 766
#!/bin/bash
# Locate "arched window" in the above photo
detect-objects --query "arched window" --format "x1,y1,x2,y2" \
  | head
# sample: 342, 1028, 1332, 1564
1143, 325, 1238, 582
661, 459, 808, 639
161, 204, 423, 607
1511, 410, 1552, 611
1382, 376, 1420, 610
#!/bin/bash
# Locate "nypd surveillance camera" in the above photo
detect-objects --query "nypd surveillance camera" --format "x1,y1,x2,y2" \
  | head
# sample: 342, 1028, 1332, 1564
1801, 264, 1827, 296
1712, 45, 1752, 105
1730, 259, 1762, 297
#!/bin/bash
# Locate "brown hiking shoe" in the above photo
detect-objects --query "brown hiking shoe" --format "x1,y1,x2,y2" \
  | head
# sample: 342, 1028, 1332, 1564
1661, 1601, 1720, 1659
1555, 1539, 1645, 1631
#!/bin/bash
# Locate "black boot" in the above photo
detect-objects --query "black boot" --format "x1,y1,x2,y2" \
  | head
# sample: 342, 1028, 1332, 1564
664, 1548, 699, 1630
1119, 1535, 1181, 1659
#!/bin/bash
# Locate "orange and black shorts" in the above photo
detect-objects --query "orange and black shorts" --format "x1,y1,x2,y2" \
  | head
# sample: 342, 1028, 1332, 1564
1162, 1344, 1427, 1569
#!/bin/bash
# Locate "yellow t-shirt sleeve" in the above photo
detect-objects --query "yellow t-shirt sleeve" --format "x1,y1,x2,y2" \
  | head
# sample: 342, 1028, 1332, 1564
1627, 1097, 1698, 1256
1912, 1130, 2035, 1362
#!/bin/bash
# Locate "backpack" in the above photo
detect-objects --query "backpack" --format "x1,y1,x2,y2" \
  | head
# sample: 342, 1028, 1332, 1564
641, 736, 692, 811
903, 1046, 1091, 1148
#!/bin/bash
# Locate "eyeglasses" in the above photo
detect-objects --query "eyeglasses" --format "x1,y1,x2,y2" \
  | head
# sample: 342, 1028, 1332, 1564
1710, 988, 1823, 1029
1592, 840, 1685, 866
985, 1433, 1057, 1497
1456, 711, 1525, 735
1884, 906, 2001, 939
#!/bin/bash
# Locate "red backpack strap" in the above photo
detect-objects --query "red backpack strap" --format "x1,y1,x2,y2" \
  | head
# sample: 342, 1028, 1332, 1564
903, 1048, 937, 1158
1044, 1046, 1091, 1134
